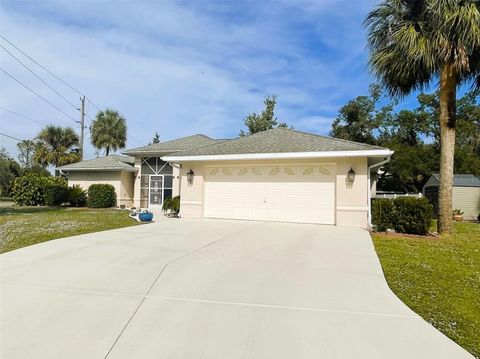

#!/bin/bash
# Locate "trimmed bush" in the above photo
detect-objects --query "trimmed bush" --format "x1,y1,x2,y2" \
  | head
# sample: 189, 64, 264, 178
68, 185, 87, 207
12, 174, 67, 206
87, 184, 116, 208
393, 197, 433, 235
371, 198, 394, 232
371, 197, 433, 235
45, 184, 69, 206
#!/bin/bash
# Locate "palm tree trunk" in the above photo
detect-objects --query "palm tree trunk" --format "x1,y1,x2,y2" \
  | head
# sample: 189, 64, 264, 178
437, 64, 457, 234
106, 146, 110, 156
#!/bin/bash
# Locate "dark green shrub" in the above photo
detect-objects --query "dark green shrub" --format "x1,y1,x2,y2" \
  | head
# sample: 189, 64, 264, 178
12, 174, 67, 206
68, 185, 87, 207
162, 196, 180, 213
371, 198, 394, 232
87, 184, 116, 208
393, 197, 433, 235
45, 184, 69, 206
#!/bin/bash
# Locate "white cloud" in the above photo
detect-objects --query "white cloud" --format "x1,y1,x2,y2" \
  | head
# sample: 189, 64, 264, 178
0, 0, 375, 160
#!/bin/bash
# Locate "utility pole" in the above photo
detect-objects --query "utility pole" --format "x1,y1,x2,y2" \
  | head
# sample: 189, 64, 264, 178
79, 96, 85, 160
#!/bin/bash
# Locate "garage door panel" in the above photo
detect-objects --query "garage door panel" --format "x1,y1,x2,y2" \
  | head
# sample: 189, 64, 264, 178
204, 165, 335, 225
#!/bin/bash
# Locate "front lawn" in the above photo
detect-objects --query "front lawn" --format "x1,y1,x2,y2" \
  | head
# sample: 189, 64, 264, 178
372, 222, 480, 358
0, 206, 139, 253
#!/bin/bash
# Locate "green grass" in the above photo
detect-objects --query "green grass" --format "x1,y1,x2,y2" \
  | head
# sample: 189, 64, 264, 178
0, 206, 139, 253
372, 222, 480, 358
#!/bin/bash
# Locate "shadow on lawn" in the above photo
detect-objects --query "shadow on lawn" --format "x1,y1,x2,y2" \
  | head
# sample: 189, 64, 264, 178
0, 206, 67, 215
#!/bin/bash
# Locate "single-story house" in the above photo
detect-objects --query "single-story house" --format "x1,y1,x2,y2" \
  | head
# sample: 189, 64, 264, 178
58, 128, 393, 227
423, 174, 480, 220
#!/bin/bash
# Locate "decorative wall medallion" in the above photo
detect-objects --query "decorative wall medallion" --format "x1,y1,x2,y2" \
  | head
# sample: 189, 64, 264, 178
252, 168, 262, 175
319, 166, 330, 175
284, 167, 295, 176
238, 168, 248, 176
303, 167, 314, 176
209, 168, 219, 175
269, 167, 280, 175
222, 168, 232, 175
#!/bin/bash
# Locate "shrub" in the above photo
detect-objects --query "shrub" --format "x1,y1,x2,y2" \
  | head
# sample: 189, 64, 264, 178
371, 198, 394, 232
68, 185, 87, 207
393, 197, 433, 235
12, 174, 67, 206
87, 184, 116, 208
162, 196, 180, 213
45, 184, 69, 206
371, 197, 433, 235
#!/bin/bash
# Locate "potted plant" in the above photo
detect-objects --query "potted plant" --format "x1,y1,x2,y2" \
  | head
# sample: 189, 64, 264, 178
452, 209, 464, 222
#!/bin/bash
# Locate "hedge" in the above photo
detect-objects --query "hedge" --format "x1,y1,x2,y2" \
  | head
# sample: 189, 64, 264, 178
87, 184, 116, 208
372, 197, 433, 235
12, 174, 67, 206
45, 184, 69, 206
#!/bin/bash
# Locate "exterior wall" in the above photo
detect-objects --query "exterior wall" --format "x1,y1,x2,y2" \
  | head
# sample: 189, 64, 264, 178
68, 171, 132, 207
172, 165, 181, 197
133, 158, 142, 208
335, 157, 368, 227
453, 187, 480, 220
120, 171, 135, 206
180, 163, 205, 218
178, 157, 369, 227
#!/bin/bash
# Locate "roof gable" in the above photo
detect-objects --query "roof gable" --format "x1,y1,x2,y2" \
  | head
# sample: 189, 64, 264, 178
165, 128, 387, 158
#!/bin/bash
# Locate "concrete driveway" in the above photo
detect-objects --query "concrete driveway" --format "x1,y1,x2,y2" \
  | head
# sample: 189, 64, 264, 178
0, 219, 473, 359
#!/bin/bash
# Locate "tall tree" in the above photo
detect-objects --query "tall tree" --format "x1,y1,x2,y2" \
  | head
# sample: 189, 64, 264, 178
330, 84, 394, 144
34, 125, 80, 167
17, 140, 37, 169
0, 148, 22, 196
91, 109, 127, 155
239, 95, 291, 136
365, 0, 480, 233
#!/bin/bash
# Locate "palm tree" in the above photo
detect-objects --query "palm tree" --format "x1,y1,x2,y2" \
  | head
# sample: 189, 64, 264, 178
365, 0, 480, 233
34, 125, 80, 167
90, 109, 127, 155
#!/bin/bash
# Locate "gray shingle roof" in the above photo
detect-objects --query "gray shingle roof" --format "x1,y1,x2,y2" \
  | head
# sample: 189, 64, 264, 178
123, 134, 222, 156
166, 128, 387, 157
431, 174, 480, 187
57, 155, 136, 172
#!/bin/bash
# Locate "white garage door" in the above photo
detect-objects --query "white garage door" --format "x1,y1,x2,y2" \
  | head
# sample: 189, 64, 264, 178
204, 164, 335, 224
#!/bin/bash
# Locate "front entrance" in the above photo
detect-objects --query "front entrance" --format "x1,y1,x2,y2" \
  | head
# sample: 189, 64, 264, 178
149, 175, 164, 207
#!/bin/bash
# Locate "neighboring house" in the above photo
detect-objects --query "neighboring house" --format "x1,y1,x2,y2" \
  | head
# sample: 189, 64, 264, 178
58, 128, 393, 227
423, 174, 480, 220
58, 135, 222, 208
163, 128, 393, 227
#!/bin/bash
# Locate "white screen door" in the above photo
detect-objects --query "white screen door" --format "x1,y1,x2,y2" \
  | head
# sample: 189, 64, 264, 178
149, 175, 163, 207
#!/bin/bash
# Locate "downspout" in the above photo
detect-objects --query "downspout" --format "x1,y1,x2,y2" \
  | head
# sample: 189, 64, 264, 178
367, 157, 391, 227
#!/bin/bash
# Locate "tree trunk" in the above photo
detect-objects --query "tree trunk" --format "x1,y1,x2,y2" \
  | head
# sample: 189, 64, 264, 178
437, 64, 457, 234
106, 147, 110, 156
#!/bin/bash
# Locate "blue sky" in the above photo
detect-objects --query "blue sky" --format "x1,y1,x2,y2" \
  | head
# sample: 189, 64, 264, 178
1, 0, 422, 159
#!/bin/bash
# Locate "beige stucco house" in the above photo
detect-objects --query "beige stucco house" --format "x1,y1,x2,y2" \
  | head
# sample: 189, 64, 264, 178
423, 174, 480, 220
58, 129, 393, 228
164, 128, 393, 227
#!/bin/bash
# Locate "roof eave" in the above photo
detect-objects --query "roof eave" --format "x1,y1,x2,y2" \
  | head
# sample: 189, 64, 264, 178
59, 167, 138, 172
163, 149, 394, 162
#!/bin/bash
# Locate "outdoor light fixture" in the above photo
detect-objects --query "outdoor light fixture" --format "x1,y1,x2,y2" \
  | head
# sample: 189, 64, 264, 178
347, 167, 356, 183
187, 169, 194, 184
